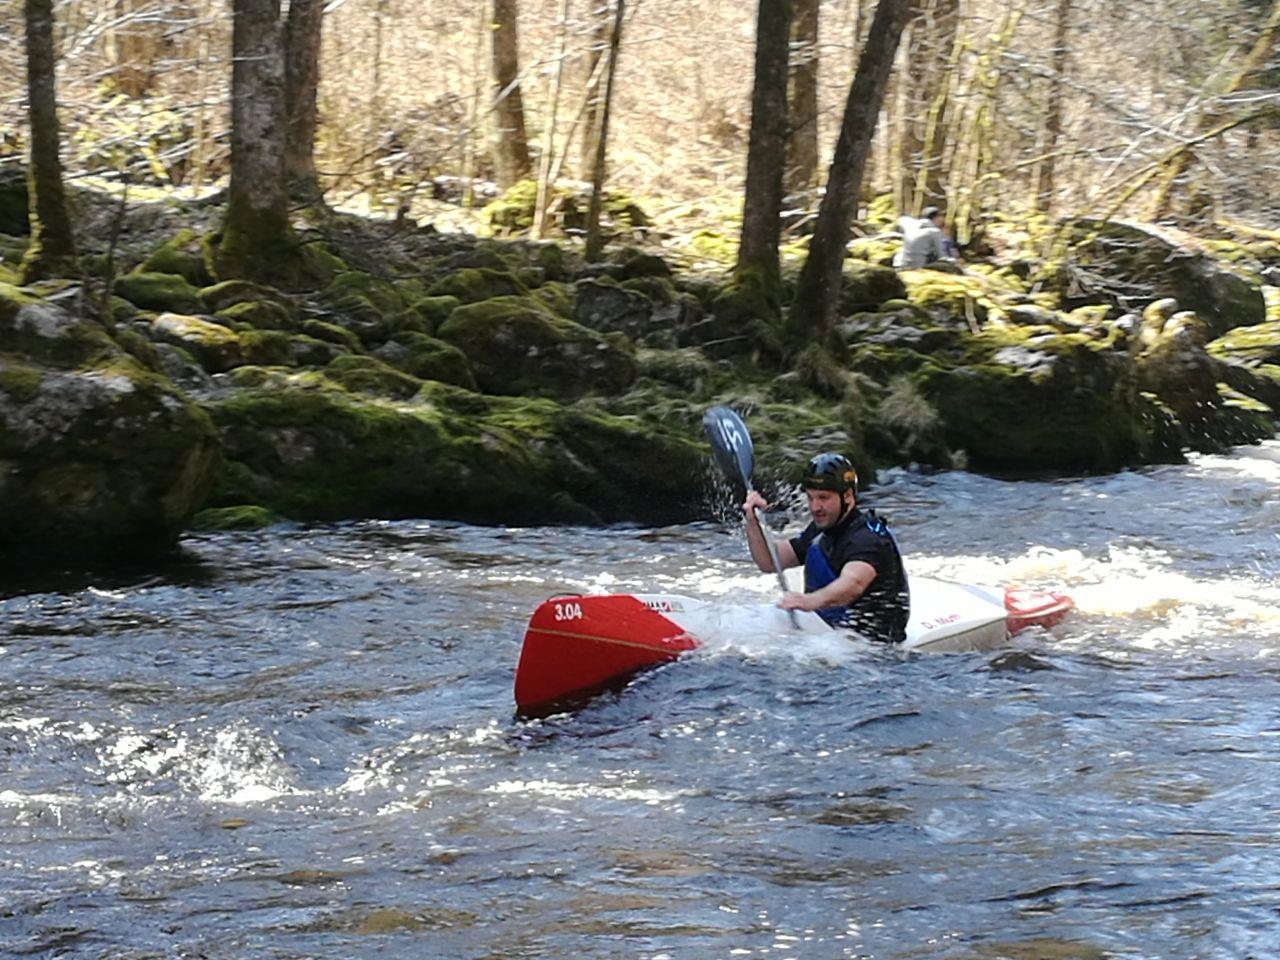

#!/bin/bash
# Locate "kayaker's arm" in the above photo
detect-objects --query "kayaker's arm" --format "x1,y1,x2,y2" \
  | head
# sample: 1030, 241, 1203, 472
779, 560, 876, 612
743, 491, 799, 573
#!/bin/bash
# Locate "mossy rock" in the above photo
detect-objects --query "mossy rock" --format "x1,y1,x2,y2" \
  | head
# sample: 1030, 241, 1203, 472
318, 270, 408, 337
240, 329, 295, 367
114, 271, 205, 314
216, 299, 295, 331
199, 279, 284, 313
636, 347, 716, 393
324, 354, 424, 400
300, 318, 362, 353
288, 334, 349, 367
1068, 219, 1265, 337
1207, 320, 1280, 367
436, 295, 636, 399
0, 296, 221, 561
1, 283, 118, 368
151, 312, 244, 372
847, 236, 899, 267
426, 268, 528, 304
389, 332, 478, 389
484, 179, 542, 234
528, 281, 572, 318
615, 250, 673, 280
0, 234, 28, 284
401, 295, 461, 333
138, 228, 213, 287
918, 326, 1159, 472
188, 504, 282, 531
899, 270, 994, 324
573, 278, 663, 338
838, 260, 907, 314
205, 380, 571, 523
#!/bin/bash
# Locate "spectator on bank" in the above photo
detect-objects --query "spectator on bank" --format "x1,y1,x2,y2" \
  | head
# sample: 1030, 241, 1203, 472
892, 206, 958, 271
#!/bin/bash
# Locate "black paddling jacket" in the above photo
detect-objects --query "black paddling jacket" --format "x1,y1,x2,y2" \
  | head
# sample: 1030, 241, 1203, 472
788, 508, 910, 644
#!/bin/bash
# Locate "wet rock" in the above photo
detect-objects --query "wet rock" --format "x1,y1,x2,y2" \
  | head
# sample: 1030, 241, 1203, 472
0, 287, 220, 560
151, 312, 243, 372
436, 295, 636, 399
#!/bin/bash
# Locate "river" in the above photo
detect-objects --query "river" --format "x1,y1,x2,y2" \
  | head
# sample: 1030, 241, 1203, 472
3, 441, 1279, 959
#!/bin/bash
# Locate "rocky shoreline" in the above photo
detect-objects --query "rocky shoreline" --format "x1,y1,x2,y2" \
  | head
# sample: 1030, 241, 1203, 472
2, 180, 1278, 563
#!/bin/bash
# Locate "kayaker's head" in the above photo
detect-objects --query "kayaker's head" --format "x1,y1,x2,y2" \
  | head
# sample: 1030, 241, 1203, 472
801, 452, 857, 529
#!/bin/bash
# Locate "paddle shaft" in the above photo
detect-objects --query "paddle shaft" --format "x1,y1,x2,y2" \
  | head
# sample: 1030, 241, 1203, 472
753, 504, 798, 626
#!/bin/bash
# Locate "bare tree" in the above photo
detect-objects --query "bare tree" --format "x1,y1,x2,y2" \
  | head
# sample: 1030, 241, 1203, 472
785, 0, 820, 195
283, 0, 325, 201
738, 0, 793, 293
789, 0, 914, 340
21, 0, 77, 284
584, 0, 625, 261
1031, 0, 1073, 214
216, 0, 292, 282
491, 0, 532, 188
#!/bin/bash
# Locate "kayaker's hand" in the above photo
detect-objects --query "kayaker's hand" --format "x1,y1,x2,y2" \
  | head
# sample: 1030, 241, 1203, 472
778, 591, 812, 612
743, 490, 768, 522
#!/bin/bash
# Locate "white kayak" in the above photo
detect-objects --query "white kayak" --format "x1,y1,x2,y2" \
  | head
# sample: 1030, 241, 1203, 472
514, 577, 1073, 716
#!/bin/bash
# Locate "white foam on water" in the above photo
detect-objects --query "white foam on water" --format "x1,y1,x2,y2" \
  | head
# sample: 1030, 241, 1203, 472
486, 778, 685, 806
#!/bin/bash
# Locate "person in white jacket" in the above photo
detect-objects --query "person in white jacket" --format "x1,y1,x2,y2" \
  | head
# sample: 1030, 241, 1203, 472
892, 206, 956, 270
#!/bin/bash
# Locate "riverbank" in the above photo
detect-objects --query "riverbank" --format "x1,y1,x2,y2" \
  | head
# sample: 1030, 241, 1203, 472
2, 174, 1279, 562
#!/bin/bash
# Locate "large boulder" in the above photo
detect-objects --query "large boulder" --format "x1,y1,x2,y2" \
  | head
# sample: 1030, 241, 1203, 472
205, 378, 704, 525
436, 295, 636, 399
0, 283, 221, 560
1067, 219, 1266, 337
917, 325, 1165, 472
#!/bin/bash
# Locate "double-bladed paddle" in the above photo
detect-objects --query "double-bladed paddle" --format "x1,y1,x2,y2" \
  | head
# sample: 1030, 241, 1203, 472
702, 405, 798, 627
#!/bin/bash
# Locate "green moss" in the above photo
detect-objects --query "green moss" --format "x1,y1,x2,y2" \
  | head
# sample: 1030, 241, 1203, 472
188, 504, 282, 531
115, 271, 204, 314
0, 281, 39, 324
839, 260, 908, 313
300, 319, 362, 352
151, 313, 243, 372
636, 347, 715, 393
390, 332, 477, 389
199, 279, 282, 313
437, 295, 636, 399
139, 228, 213, 287
530, 282, 573, 318
241, 330, 295, 366
402, 295, 460, 332
325, 354, 424, 400
1207, 321, 1280, 366
485, 179, 542, 234
216, 299, 295, 331
426, 268, 528, 304
686, 229, 738, 264
0, 358, 44, 402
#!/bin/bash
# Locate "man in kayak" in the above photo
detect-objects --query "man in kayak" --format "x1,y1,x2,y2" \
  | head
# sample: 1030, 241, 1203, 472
742, 453, 909, 643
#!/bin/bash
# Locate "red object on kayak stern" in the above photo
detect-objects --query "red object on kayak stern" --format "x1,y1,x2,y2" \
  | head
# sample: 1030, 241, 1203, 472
1004, 587, 1075, 634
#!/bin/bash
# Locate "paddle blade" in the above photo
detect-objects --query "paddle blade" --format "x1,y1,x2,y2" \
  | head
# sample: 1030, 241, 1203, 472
703, 405, 755, 492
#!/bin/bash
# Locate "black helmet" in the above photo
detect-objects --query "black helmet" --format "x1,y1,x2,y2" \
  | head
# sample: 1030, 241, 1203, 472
802, 453, 857, 493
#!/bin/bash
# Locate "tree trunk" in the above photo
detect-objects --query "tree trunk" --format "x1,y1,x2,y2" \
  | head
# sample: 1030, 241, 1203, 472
895, 0, 958, 214
21, 0, 77, 284
913, 0, 959, 210
579, 4, 611, 180
283, 0, 324, 201
111, 0, 164, 97
1031, 0, 1071, 214
784, 0, 819, 196
534, 0, 572, 238
585, 0, 625, 262
491, 0, 532, 188
738, 0, 793, 292
217, 0, 293, 283
789, 0, 913, 341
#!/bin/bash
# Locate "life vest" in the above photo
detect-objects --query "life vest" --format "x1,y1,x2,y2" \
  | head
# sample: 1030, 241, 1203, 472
803, 510, 908, 635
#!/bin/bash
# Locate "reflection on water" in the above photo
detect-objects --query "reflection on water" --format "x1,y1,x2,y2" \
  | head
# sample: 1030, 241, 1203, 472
2, 442, 1278, 958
